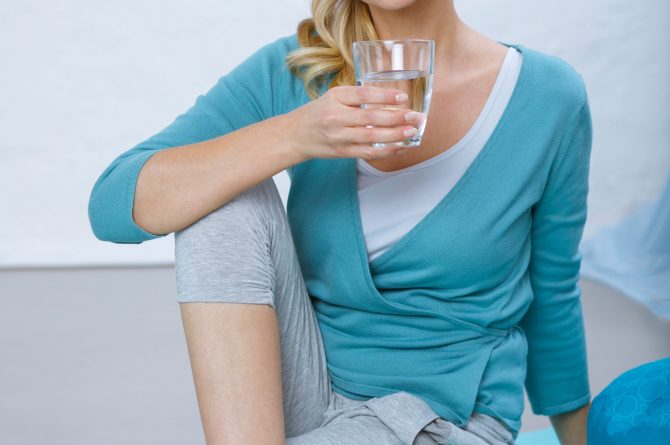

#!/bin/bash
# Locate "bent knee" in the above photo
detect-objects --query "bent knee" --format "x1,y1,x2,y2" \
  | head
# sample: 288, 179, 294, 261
174, 182, 281, 303
177, 179, 281, 242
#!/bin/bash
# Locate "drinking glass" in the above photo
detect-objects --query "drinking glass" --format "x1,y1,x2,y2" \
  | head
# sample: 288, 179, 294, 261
353, 39, 435, 148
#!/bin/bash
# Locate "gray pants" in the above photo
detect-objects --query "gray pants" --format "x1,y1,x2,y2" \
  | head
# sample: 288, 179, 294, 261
175, 178, 515, 445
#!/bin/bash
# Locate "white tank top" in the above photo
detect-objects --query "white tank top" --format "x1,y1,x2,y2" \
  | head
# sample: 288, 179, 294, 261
356, 46, 523, 263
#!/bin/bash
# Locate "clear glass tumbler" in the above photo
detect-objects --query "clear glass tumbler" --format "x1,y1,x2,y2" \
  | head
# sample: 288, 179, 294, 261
353, 39, 435, 148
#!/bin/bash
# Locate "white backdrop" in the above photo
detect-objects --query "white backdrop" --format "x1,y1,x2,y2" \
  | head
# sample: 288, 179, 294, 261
1, 0, 668, 267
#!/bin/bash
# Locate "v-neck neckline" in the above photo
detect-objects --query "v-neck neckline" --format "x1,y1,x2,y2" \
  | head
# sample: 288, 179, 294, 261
347, 42, 530, 283
356, 46, 516, 178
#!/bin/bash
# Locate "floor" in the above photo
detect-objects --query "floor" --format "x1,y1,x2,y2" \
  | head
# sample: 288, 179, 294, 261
1, 267, 668, 444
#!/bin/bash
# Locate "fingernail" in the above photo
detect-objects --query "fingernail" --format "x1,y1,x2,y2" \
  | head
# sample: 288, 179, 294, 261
396, 93, 408, 102
405, 111, 422, 121
403, 127, 418, 137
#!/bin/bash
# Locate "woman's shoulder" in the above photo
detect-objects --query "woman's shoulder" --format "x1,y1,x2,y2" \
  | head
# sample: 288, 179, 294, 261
275, 32, 301, 53
515, 43, 588, 112
257, 32, 311, 110
238, 32, 300, 74
212, 32, 306, 117
255, 32, 300, 60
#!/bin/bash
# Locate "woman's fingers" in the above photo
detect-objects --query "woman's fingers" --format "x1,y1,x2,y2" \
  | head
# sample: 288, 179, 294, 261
335, 124, 418, 145
345, 106, 424, 128
332, 85, 408, 107
291, 84, 423, 161
337, 143, 408, 160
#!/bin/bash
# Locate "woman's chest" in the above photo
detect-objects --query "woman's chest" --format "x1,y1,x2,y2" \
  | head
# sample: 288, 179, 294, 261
287, 146, 543, 301
365, 77, 498, 173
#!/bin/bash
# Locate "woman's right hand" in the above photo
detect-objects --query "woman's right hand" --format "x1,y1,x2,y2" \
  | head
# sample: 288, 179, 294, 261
286, 85, 423, 162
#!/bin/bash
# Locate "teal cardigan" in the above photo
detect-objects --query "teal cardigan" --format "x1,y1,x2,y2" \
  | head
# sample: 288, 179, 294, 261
88, 33, 593, 437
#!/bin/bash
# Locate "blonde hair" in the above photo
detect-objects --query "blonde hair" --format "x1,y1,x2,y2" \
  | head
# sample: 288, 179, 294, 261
285, 0, 429, 117
285, 0, 379, 101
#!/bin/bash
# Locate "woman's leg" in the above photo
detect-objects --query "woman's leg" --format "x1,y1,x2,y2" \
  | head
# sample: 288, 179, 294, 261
287, 390, 440, 445
175, 177, 332, 440
179, 302, 286, 444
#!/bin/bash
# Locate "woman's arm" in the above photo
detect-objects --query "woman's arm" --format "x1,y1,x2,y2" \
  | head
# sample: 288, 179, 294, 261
518, 83, 594, 444
88, 32, 413, 243
550, 402, 590, 445
132, 113, 303, 236
87, 36, 295, 243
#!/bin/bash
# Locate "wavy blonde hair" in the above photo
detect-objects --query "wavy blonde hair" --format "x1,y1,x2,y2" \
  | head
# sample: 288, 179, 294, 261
285, 0, 379, 101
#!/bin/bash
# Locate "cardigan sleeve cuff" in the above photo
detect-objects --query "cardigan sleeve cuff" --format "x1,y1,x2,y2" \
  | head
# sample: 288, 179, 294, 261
88, 148, 167, 244
531, 391, 591, 416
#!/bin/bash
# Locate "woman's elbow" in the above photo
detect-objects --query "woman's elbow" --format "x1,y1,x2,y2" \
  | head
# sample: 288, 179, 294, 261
87, 181, 157, 244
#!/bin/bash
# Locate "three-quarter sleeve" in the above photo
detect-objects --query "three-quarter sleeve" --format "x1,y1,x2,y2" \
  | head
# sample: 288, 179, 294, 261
519, 95, 593, 416
88, 38, 285, 244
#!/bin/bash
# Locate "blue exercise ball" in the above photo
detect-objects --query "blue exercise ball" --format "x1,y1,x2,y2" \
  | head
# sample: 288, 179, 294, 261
587, 357, 670, 444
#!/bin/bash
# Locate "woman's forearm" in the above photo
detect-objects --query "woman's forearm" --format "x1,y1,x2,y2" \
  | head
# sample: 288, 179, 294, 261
550, 402, 590, 445
133, 113, 305, 236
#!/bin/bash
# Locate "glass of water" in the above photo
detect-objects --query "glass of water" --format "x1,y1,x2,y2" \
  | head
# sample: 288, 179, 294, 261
353, 39, 434, 148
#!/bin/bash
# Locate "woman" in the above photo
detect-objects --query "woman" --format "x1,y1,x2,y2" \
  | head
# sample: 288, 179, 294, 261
88, 0, 592, 444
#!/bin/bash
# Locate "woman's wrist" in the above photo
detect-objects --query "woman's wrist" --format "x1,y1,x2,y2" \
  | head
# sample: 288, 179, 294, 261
273, 110, 312, 165
549, 402, 591, 445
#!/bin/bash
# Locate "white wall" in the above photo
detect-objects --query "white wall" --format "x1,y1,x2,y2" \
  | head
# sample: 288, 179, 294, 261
1, 0, 308, 267
456, 0, 670, 236
1, 0, 668, 267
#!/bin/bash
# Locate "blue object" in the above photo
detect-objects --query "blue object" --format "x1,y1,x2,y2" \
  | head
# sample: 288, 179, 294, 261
516, 427, 560, 445
588, 357, 670, 444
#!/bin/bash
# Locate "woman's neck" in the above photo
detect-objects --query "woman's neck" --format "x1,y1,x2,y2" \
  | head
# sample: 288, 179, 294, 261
368, 1, 460, 62
367, 1, 501, 74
